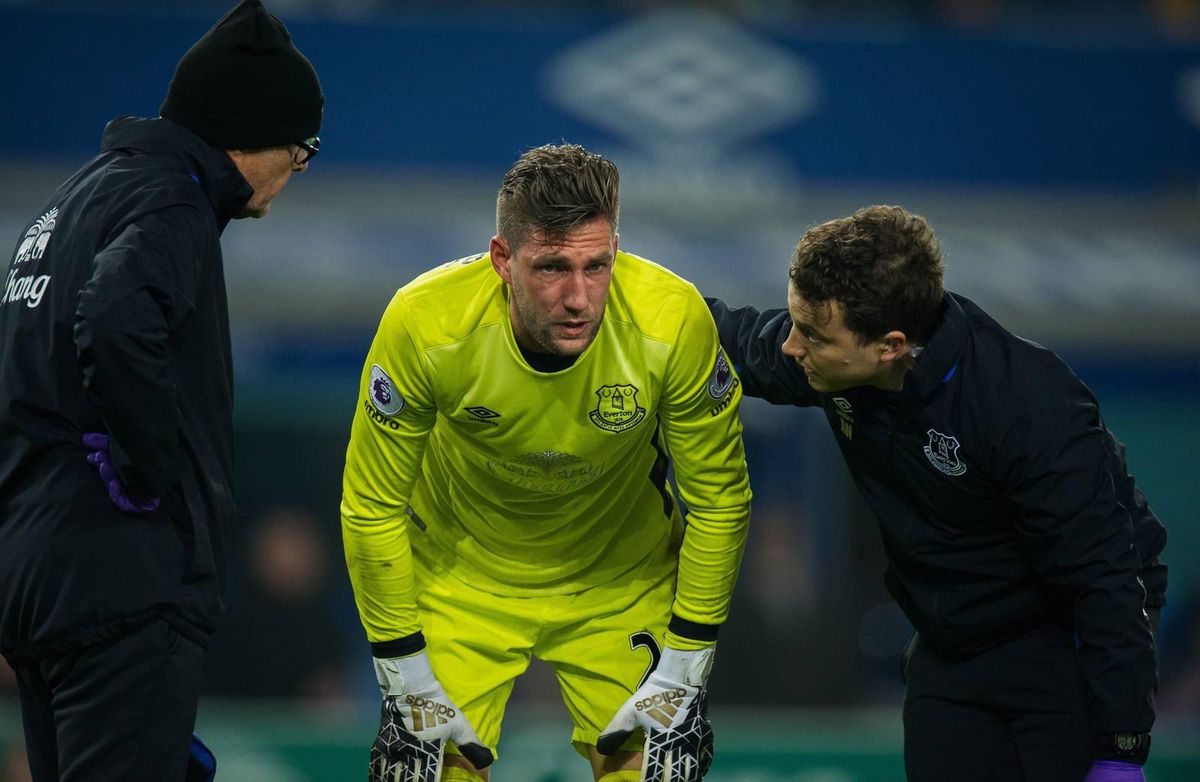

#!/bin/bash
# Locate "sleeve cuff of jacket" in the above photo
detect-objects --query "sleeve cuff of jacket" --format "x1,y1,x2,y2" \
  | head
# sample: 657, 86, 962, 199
1092, 733, 1151, 765
370, 631, 426, 659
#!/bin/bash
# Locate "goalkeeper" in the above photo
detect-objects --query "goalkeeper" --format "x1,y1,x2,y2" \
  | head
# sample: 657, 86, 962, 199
341, 143, 752, 782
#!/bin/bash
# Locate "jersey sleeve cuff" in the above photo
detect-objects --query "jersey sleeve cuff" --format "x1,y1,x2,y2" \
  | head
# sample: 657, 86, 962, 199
370, 631, 426, 659
667, 615, 720, 648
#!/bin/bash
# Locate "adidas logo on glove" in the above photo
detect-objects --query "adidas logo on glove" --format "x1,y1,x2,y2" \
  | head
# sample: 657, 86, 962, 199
405, 695, 455, 730
635, 688, 688, 728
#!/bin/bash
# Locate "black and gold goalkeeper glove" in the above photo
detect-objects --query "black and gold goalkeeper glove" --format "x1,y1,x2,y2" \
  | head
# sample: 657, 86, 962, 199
369, 651, 493, 782
597, 646, 716, 782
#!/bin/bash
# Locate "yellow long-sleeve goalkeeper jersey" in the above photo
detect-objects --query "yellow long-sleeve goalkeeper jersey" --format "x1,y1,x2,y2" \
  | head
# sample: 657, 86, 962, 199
341, 250, 751, 645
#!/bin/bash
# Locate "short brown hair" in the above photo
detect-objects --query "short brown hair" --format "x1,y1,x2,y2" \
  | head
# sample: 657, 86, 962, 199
789, 205, 945, 344
496, 144, 620, 251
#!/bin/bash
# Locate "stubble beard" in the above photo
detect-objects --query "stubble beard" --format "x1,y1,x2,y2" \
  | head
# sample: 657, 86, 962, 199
511, 284, 601, 357
524, 311, 601, 357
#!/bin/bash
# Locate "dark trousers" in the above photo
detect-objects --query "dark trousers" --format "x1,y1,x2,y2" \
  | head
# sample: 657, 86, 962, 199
10, 619, 204, 782
902, 627, 1092, 782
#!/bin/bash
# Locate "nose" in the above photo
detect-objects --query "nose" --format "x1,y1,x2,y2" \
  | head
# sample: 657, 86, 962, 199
562, 272, 588, 313
782, 326, 806, 359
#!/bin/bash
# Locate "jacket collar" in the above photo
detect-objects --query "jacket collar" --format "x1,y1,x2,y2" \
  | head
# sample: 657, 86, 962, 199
899, 292, 968, 401
100, 116, 253, 227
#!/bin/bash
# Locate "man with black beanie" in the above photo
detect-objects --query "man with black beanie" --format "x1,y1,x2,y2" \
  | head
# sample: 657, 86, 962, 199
0, 2, 323, 780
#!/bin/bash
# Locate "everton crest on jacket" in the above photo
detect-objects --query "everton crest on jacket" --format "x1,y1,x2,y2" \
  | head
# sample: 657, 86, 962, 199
707, 292, 1166, 736
0, 117, 252, 660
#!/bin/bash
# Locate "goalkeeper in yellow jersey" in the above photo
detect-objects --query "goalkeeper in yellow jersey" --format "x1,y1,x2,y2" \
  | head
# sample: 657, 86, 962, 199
341, 143, 752, 782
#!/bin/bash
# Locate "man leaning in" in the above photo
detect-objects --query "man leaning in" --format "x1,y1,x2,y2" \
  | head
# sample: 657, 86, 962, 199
341, 143, 752, 782
0, 2, 322, 780
708, 205, 1165, 782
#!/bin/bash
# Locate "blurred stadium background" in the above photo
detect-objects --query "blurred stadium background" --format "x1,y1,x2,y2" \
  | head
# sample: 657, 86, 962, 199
2, 1, 1199, 779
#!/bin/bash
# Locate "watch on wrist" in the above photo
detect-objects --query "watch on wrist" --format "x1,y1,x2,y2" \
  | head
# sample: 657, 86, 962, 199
1096, 732, 1151, 762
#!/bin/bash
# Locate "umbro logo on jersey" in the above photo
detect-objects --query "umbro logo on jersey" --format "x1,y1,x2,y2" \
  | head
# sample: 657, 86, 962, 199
634, 688, 687, 728
363, 399, 400, 430
463, 405, 500, 426
832, 397, 853, 440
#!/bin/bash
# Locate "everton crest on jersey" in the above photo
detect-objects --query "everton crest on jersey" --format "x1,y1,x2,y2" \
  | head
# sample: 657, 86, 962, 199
589, 384, 646, 433
923, 429, 967, 476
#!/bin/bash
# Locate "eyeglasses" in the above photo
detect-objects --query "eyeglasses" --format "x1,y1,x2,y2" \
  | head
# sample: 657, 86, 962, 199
293, 136, 320, 166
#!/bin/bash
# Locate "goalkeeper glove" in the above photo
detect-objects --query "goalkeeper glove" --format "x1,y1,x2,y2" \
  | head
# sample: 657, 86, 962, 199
369, 651, 494, 782
1084, 761, 1145, 782
185, 733, 215, 782
82, 433, 160, 514
597, 645, 716, 782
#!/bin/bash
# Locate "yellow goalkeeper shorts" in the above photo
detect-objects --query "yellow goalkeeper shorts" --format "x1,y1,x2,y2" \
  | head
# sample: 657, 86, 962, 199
413, 544, 675, 759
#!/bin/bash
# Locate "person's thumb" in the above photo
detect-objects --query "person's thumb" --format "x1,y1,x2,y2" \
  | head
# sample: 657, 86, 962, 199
450, 719, 494, 769
596, 701, 639, 756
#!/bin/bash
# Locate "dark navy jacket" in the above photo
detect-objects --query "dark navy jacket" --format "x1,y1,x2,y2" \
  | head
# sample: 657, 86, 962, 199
708, 292, 1165, 736
0, 117, 251, 660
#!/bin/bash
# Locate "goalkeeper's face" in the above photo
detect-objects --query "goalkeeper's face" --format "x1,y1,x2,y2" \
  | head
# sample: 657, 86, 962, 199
491, 217, 617, 357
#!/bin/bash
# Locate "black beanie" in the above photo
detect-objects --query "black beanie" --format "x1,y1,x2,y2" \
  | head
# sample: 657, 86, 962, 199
160, 0, 323, 150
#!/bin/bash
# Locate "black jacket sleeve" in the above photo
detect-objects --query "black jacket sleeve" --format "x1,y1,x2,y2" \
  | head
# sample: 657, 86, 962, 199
1106, 429, 1168, 610
73, 205, 207, 496
999, 361, 1159, 739
704, 297, 820, 406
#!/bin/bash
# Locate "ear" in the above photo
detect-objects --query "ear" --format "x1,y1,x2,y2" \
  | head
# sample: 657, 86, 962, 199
879, 330, 909, 363
489, 235, 513, 285
613, 231, 620, 256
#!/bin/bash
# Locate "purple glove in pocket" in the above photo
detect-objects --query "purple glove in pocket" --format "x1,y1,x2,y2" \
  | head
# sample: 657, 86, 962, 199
82, 433, 160, 514
1084, 761, 1146, 782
